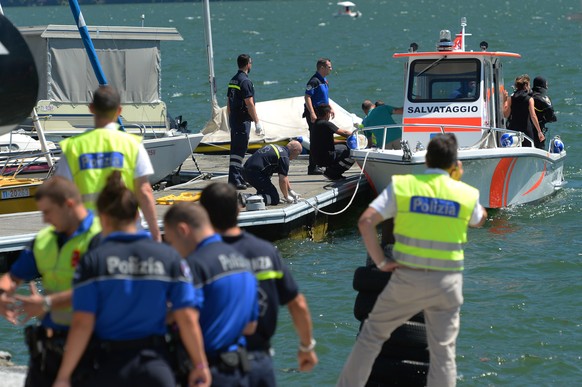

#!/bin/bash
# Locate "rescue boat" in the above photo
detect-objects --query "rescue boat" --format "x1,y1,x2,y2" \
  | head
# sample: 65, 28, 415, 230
350, 18, 566, 208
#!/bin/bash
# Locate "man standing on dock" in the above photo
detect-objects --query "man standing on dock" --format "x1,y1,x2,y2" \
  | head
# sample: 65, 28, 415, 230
337, 134, 487, 387
0, 177, 101, 386
227, 54, 262, 190
200, 182, 318, 386
304, 57, 334, 176
54, 85, 161, 241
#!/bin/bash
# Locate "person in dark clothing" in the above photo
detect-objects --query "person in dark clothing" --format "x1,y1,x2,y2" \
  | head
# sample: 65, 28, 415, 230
303, 58, 333, 175
227, 54, 261, 190
241, 140, 302, 206
531, 76, 557, 150
311, 104, 355, 181
200, 182, 318, 387
503, 74, 545, 148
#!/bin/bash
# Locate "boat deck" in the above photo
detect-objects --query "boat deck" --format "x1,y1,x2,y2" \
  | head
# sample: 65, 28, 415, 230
0, 153, 369, 255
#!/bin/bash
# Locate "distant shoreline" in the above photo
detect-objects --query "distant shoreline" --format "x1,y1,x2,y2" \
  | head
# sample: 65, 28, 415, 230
2, 0, 252, 7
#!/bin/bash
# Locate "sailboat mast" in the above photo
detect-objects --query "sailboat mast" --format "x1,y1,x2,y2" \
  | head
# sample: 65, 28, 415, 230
67, 0, 124, 130
203, 0, 217, 105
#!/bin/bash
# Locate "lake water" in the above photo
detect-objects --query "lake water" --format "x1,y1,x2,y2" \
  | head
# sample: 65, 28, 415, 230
1, 0, 582, 385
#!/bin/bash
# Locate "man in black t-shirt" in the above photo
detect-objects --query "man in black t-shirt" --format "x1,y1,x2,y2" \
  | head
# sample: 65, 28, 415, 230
200, 182, 318, 387
311, 104, 355, 180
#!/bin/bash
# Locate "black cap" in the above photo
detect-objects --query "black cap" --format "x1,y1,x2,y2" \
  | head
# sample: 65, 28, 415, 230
533, 76, 547, 89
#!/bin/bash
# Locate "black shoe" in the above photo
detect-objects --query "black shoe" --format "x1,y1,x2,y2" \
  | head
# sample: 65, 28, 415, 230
238, 193, 251, 207
235, 183, 247, 190
308, 166, 324, 175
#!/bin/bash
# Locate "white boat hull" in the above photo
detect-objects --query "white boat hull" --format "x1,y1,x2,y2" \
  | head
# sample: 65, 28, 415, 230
143, 133, 203, 184
352, 147, 566, 208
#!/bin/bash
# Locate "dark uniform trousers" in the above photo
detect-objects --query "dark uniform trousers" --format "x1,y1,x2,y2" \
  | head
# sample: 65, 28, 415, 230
323, 144, 354, 178
229, 118, 251, 186
242, 169, 279, 205
247, 349, 276, 387
304, 114, 317, 171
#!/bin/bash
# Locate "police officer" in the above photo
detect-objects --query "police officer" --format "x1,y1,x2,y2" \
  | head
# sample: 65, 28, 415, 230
311, 104, 354, 181
227, 54, 261, 190
240, 140, 302, 206
304, 57, 333, 175
53, 171, 210, 387
54, 85, 161, 241
163, 202, 258, 387
338, 134, 487, 387
200, 182, 318, 387
0, 177, 101, 387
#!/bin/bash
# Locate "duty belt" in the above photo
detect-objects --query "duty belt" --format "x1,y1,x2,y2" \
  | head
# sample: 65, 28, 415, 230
100, 335, 166, 352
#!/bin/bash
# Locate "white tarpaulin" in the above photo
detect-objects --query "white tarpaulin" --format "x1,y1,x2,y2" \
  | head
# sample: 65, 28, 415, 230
201, 96, 362, 145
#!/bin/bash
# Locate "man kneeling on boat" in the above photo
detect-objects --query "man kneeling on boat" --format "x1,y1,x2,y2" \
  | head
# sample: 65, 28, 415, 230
239, 140, 303, 207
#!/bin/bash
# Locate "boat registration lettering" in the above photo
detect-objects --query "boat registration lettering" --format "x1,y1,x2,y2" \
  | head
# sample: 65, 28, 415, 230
2, 188, 30, 200
37, 104, 56, 112
410, 196, 460, 218
147, 149, 156, 156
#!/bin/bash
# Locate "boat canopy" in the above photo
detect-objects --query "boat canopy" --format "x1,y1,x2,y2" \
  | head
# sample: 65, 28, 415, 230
337, 1, 356, 7
18, 25, 182, 105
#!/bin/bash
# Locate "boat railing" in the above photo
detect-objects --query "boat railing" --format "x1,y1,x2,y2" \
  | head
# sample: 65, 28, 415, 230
0, 149, 58, 177
358, 124, 533, 150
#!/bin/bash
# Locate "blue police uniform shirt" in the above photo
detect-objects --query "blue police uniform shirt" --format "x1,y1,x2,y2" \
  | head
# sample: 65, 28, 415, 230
244, 145, 291, 177
222, 231, 298, 351
10, 211, 99, 331
305, 72, 329, 107
72, 231, 197, 340
227, 70, 255, 122
187, 234, 258, 355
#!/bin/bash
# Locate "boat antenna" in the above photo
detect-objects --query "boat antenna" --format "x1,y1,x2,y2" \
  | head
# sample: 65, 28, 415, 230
67, 0, 125, 131
203, 0, 218, 107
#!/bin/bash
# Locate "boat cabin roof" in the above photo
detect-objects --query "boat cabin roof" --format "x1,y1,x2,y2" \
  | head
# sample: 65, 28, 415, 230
337, 1, 356, 7
19, 24, 183, 41
394, 51, 521, 59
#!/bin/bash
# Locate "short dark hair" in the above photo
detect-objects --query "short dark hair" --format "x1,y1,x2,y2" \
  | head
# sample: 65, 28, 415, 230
164, 202, 210, 230
315, 103, 332, 119
199, 183, 239, 231
316, 58, 331, 70
35, 176, 81, 206
237, 54, 251, 69
96, 171, 138, 224
425, 133, 458, 170
361, 99, 374, 112
374, 100, 385, 107
91, 85, 121, 116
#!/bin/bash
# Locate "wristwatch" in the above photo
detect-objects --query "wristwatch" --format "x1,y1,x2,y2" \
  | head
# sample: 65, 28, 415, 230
376, 258, 390, 269
42, 296, 52, 313
299, 338, 316, 353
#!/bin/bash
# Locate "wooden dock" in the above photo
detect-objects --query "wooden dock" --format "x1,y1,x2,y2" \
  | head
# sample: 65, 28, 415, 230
0, 153, 370, 261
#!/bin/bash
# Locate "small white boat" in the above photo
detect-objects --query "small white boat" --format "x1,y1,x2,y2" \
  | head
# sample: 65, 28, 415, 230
334, 1, 362, 18
350, 18, 566, 208
143, 132, 203, 184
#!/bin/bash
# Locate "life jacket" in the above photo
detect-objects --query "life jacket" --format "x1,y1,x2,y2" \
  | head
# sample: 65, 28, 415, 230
33, 214, 102, 325
392, 174, 479, 271
60, 129, 141, 210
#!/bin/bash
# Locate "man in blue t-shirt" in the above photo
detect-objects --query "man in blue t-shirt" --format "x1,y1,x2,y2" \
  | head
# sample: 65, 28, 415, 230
361, 100, 403, 149
164, 202, 259, 386
200, 182, 318, 387
304, 58, 333, 175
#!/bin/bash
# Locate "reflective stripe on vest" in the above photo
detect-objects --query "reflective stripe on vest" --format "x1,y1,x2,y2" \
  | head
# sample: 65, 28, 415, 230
270, 144, 281, 159
60, 129, 141, 210
33, 215, 102, 325
392, 174, 479, 271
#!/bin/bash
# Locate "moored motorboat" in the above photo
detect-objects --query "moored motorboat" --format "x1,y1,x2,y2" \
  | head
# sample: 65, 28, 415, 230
350, 18, 566, 208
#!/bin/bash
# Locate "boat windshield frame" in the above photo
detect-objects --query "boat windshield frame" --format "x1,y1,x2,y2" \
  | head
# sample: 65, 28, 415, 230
407, 58, 482, 103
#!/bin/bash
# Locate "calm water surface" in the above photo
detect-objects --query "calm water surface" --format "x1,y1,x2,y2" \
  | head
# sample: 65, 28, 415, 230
2, 0, 582, 385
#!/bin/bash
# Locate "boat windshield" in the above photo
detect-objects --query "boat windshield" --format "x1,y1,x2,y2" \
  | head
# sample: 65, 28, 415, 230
408, 59, 481, 103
